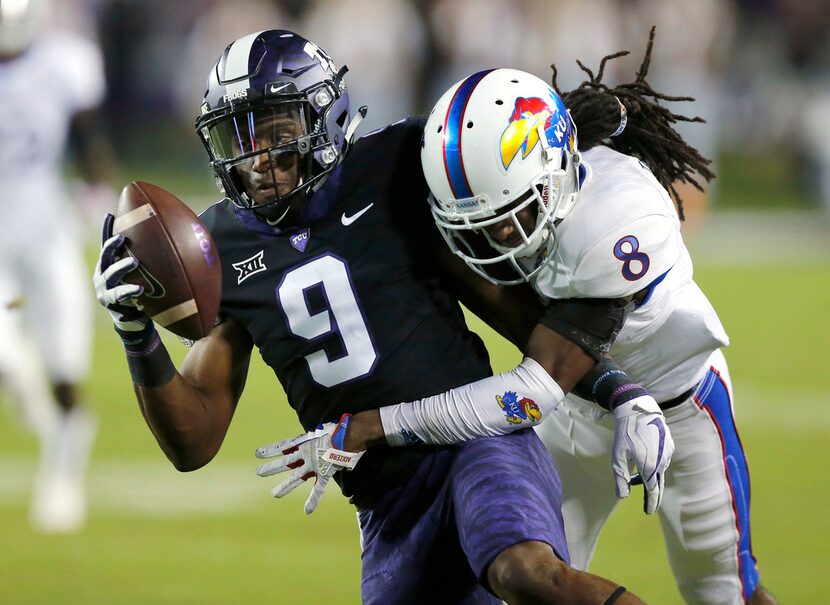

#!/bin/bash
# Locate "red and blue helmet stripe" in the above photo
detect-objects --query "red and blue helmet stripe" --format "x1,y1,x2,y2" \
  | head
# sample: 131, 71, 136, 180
441, 69, 494, 199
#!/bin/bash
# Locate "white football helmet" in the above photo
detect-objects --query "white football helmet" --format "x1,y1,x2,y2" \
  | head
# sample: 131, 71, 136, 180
0, 0, 48, 56
421, 68, 581, 285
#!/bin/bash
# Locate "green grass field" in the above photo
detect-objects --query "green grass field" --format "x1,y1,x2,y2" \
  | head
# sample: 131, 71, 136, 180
1, 220, 828, 604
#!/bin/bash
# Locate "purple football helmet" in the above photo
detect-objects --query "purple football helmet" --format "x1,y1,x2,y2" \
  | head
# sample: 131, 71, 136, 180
195, 30, 356, 221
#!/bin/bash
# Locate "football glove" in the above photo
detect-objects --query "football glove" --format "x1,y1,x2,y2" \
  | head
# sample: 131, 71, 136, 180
255, 414, 364, 515
92, 213, 149, 332
612, 395, 675, 514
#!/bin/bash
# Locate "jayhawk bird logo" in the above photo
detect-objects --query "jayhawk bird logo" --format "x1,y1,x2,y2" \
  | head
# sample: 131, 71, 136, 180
500, 96, 571, 170
496, 391, 542, 424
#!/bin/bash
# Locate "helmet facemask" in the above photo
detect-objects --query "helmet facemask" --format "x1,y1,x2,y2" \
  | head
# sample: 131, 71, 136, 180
198, 85, 340, 222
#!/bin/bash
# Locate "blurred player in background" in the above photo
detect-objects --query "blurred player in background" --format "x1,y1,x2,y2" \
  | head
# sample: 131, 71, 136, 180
304, 0, 427, 132
94, 29, 654, 603
0, 0, 117, 532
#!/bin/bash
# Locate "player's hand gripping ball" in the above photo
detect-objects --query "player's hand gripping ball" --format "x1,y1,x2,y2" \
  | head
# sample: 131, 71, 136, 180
113, 181, 221, 340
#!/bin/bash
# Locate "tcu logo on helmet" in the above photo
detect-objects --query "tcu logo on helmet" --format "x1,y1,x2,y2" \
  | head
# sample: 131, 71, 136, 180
222, 89, 248, 104
303, 41, 336, 75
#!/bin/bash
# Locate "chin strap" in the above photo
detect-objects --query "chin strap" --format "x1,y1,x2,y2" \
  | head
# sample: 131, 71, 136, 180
332, 64, 349, 91
345, 105, 368, 143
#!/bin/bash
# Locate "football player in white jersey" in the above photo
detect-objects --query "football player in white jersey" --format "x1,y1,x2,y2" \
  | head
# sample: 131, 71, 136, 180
410, 33, 776, 605
0, 0, 113, 532
269, 30, 778, 605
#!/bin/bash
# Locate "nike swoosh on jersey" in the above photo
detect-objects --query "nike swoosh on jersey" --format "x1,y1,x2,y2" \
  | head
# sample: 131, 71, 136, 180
341, 203, 374, 226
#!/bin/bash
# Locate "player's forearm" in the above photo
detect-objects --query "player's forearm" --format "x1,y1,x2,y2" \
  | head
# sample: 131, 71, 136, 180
346, 326, 596, 450
376, 357, 563, 447
118, 323, 237, 470
525, 322, 596, 392
135, 376, 232, 471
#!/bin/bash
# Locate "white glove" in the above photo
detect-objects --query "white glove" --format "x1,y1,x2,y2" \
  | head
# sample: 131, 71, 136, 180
92, 213, 149, 332
612, 395, 675, 514
255, 414, 364, 515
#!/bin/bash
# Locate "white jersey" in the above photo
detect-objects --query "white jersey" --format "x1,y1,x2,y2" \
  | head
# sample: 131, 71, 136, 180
533, 147, 762, 603
0, 32, 105, 222
532, 146, 729, 400
0, 32, 104, 383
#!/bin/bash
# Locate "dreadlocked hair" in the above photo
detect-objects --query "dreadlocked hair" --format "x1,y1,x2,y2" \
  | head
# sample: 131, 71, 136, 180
551, 26, 715, 221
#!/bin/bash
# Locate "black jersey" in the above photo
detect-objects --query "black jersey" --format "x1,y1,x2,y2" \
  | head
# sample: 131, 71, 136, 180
200, 118, 492, 506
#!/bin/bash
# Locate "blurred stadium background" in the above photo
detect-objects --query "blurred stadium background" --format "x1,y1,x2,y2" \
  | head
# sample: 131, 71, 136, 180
1, 0, 829, 602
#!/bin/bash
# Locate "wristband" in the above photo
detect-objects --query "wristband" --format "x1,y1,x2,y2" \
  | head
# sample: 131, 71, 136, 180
330, 413, 352, 450
573, 357, 648, 410
608, 382, 649, 411
114, 321, 156, 350
604, 586, 627, 605
116, 323, 176, 387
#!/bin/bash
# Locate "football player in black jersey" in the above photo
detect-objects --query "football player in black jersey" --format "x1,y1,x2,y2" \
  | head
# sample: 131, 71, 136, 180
93, 30, 649, 605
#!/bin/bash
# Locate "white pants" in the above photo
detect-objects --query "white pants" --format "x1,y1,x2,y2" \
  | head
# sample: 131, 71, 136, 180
535, 350, 761, 605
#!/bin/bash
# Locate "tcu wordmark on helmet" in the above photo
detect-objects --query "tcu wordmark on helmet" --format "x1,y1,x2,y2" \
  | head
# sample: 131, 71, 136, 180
195, 30, 364, 225
421, 68, 581, 285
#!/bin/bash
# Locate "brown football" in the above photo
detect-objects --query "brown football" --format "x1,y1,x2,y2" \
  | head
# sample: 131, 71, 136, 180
114, 181, 221, 340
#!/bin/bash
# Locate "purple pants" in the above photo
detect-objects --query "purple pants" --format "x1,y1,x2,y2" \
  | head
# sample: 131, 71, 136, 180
358, 429, 569, 604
